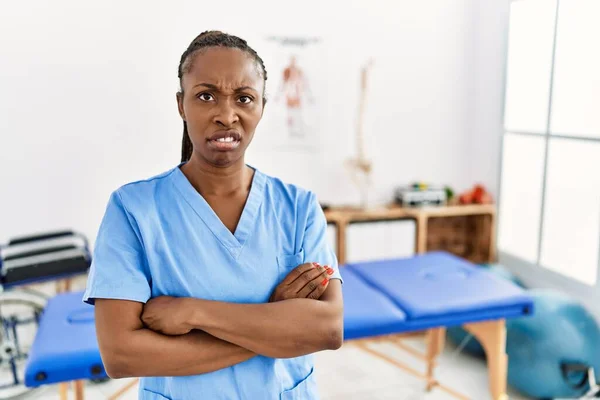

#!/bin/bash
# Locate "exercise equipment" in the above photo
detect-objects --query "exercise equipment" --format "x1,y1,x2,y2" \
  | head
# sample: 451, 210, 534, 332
1, 230, 90, 288
506, 289, 600, 399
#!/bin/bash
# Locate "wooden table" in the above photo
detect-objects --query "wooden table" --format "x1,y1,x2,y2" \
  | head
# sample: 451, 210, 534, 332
324, 204, 497, 265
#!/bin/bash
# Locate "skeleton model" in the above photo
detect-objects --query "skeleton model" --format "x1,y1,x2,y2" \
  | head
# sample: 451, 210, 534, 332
345, 59, 374, 209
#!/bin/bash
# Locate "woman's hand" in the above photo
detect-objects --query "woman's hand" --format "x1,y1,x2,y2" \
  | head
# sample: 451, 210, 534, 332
270, 262, 333, 302
141, 296, 194, 335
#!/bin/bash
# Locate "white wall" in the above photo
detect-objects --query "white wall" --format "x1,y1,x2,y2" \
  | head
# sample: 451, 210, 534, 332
0, 0, 480, 245
470, 0, 512, 198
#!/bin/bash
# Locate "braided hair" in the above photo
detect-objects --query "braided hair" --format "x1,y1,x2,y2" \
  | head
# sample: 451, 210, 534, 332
177, 31, 268, 163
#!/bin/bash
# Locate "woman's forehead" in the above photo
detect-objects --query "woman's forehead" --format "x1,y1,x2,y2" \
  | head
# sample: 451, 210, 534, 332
183, 47, 263, 91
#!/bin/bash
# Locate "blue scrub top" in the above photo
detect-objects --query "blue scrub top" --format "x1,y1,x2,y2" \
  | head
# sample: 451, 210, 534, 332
83, 163, 342, 400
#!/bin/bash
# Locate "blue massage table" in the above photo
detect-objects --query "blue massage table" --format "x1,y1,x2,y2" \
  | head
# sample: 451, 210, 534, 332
24, 291, 106, 399
23, 251, 533, 400
343, 251, 533, 399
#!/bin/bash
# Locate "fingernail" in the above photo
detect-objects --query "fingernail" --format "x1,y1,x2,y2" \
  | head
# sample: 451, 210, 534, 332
312, 262, 319, 268
326, 268, 334, 275
321, 278, 329, 286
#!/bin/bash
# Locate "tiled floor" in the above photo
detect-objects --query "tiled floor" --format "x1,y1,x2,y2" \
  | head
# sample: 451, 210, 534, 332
3, 277, 531, 400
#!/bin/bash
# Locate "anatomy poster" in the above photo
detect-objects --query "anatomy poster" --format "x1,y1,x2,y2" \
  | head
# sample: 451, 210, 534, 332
259, 36, 326, 151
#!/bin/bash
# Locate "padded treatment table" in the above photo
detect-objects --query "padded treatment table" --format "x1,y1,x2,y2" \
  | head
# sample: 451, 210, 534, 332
24, 291, 106, 400
342, 251, 533, 400
24, 251, 533, 400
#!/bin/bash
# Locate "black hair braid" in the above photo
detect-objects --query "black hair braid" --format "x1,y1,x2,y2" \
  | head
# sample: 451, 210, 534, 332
178, 30, 268, 163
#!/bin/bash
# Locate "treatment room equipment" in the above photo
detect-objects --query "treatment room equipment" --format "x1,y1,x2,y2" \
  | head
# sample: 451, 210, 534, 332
0, 231, 91, 399
24, 252, 531, 400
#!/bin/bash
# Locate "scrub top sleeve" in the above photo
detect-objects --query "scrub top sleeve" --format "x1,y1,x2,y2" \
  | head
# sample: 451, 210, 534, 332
302, 192, 343, 284
82, 190, 151, 305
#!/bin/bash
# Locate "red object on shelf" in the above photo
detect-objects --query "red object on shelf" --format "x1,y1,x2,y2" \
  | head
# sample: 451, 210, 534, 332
459, 184, 493, 205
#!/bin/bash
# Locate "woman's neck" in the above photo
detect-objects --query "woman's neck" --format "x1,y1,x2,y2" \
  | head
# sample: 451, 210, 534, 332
181, 156, 253, 197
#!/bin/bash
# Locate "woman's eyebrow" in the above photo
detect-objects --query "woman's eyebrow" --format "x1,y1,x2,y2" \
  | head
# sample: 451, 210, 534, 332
193, 83, 219, 90
192, 83, 257, 93
234, 86, 257, 93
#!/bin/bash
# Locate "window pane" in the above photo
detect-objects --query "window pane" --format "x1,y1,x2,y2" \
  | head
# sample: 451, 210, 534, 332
540, 138, 600, 285
498, 133, 546, 262
503, 0, 557, 133
549, 0, 600, 138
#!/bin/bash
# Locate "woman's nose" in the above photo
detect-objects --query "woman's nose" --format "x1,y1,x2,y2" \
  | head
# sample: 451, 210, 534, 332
213, 100, 239, 127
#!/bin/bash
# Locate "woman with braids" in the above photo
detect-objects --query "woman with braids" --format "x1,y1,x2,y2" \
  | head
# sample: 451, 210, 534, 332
83, 30, 343, 399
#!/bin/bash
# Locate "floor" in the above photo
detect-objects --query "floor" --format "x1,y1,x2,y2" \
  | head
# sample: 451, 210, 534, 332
2, 277, 532, 400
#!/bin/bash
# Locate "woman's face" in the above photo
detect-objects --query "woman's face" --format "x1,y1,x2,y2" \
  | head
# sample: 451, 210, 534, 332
177, 47, 265, 167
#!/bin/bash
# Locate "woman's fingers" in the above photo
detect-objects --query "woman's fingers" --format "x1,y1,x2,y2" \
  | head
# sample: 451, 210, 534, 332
296, 264, 333, 299
279, 262, 316, 286
288, 264, 325, 292
270, 262, 334, 302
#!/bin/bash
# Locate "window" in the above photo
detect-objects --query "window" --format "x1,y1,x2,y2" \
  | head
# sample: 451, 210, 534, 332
498, 0, 600, 286
503, 0, 556, 134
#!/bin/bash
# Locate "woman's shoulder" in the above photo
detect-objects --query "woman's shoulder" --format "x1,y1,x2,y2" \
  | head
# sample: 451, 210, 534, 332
110, 165, 180, 208
259, 170, 317, 208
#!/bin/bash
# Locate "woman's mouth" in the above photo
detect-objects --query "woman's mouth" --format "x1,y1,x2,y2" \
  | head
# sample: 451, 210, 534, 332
207, 136, 241, 151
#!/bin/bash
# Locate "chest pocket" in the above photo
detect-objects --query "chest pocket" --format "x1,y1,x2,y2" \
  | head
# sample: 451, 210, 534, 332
277, 249, 305, 279
277, 248, 304, 268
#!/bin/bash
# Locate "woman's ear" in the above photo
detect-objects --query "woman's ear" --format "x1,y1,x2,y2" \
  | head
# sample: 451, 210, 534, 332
176, 92, 186, 120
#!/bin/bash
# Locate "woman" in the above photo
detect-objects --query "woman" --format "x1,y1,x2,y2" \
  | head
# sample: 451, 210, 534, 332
83, 30, 344, 400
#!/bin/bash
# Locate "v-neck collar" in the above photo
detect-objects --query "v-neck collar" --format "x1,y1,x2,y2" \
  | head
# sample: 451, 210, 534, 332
170, 162, 266, 259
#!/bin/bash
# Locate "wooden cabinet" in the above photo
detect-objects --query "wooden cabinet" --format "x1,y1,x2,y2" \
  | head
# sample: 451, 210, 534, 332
324, 204, 496, 265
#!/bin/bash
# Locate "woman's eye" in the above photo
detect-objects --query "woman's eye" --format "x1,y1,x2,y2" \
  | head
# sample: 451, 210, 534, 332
238, 96, 253, 104
197, 93, 214, 101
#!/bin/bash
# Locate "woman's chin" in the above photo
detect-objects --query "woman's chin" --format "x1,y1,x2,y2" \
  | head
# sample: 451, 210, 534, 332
208, 153, 240, 168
